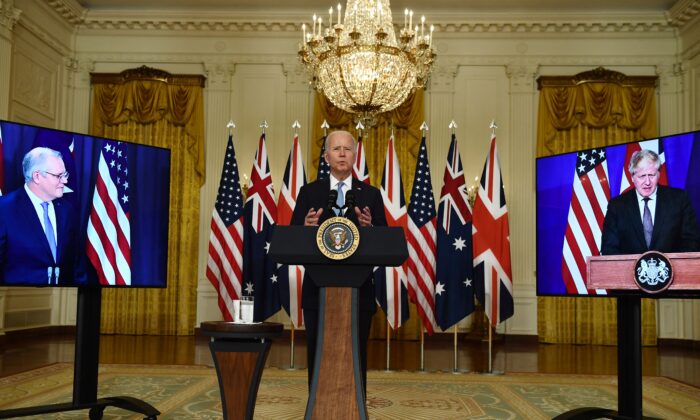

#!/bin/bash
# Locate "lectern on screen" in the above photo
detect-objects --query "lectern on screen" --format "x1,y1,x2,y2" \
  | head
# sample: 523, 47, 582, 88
0, 120, 170, 288
535, 130, 700, 297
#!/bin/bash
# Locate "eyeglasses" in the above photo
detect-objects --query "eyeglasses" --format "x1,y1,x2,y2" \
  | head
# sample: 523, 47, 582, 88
41, 170, 70, 182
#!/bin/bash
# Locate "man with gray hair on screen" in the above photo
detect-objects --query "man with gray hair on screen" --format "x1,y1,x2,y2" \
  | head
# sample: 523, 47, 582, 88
601, 148, 700, 255
0, 147, 79, 285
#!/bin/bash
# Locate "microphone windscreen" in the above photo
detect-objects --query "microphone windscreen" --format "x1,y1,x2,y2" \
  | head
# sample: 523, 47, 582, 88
327, 189, 338, 212
345, 190, 356, 211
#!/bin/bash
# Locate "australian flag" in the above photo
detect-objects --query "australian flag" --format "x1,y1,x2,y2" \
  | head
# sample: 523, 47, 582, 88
243, 133, 280, 321
435, 134, 475, 330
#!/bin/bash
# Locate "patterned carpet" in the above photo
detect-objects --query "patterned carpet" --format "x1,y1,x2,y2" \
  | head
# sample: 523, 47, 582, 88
1, 363, 699, 419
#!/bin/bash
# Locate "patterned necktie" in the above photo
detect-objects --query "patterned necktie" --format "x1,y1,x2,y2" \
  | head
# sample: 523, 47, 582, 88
41, 201, 57, 263
335, 181, 345, 216
643, 197, 653, 248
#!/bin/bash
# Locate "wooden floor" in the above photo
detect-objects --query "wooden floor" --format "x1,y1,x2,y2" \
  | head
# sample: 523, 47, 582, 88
1, 331, 699, 388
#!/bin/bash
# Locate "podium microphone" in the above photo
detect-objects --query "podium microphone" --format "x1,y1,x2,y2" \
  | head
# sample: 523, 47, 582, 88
327, 189, 339, 213
344, 190, 356, 217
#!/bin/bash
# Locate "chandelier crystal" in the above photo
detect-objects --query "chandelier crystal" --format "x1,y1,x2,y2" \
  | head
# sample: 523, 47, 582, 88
298, 0, 436, 124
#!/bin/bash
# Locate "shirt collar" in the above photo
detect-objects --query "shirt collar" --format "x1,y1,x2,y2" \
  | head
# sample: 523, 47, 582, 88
24, 183, 51, 208
635, 188, 657, 202
329, 173, 352, 189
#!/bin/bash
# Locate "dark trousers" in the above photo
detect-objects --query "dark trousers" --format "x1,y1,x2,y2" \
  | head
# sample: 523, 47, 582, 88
303, 292, 374, 396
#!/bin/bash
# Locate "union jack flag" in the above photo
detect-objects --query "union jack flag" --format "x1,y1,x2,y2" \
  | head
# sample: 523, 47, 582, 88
473, 134, 513, 327
243, 134, 280, 321
277, 134, 307, 327
435, 134, 474, 330
206, 134, 245, 320
375, 135, 410, 329
352, 135, 370, 184
406, 136, 438, 334
86, 140, 131, 286
620, 139, 668, 194
561, 148, 611, 295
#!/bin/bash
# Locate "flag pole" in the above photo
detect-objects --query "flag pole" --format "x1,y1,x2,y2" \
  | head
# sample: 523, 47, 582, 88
452, 325, 459, 374
419, 327, 425, 372
288, 323, 296, 370
488, 323, 492, 373
385, 319, 391, 372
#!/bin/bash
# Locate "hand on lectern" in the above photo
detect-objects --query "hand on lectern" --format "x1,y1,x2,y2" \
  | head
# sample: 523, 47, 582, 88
355, 206, 373, 227
304, 208, 324, 226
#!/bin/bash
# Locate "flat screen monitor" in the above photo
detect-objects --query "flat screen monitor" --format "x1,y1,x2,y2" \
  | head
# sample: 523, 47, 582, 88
536, 130, 700, 297
0, 120, 170, 287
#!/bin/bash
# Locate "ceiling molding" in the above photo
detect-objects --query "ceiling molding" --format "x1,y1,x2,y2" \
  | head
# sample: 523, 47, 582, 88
42, 1, 679, 35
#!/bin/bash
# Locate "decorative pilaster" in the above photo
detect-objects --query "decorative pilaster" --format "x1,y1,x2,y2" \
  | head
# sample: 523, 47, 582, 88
504, 63, 538, 335
0, 0, 21, 119
283, 59, 313, 157
656, 62, 685, 135
425, 63, 458, 181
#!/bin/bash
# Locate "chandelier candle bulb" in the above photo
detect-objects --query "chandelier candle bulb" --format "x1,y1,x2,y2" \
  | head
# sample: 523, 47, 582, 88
302, 24, 306, 43
404, 9, 408, 30
329, 7, 333, 29
337, 4, 342, 25
409, 10, 413, 29
429, 25, 434, 48
318, 17, 322, 36
421, 15, 425, 37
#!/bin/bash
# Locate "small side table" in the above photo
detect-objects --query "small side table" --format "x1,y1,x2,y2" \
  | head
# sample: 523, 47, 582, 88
200, 321, 283, 420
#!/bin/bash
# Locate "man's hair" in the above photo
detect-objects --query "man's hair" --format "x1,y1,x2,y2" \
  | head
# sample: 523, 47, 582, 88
22, 147, 63, 183
628, 149, 661, 175
325, 130, 357, 149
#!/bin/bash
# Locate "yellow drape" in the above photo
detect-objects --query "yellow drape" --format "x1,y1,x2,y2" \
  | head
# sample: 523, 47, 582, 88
536, 68, 658, 345
90, 67, 205, 335
312, 91, 424, 339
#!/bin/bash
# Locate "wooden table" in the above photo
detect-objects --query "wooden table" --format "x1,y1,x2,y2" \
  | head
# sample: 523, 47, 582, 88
200, 321, 283, 420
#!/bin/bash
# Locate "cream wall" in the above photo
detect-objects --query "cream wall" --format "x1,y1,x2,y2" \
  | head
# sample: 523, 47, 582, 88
0, 0, 699, 339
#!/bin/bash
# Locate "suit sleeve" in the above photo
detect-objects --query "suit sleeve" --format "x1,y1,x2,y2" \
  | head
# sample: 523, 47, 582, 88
291, 185, 310, 226
368, 187, 387, 227
601, 199, 621, 255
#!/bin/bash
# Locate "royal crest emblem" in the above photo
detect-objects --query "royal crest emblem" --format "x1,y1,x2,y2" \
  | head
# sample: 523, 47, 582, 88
316, 216, 360, 260
634, 251, 673, 294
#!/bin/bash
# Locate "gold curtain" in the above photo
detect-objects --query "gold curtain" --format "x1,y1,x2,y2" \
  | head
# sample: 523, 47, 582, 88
536, 67, 658, 345
90, 66, 205, 335
312, 91, 424, 340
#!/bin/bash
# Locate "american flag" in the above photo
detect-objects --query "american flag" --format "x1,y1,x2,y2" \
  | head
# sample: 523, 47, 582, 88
352, 135, 370, 184
560, 147, 611, 295
0, 124, 4, 195
86, 140, 131, 286
375, 135, 410, 329
473, 134, 513, 327
406, 136, 438, 334
277, 134, 307, 328
620, 139, 668, 194
205, 134, 244, 321
243, 134, 280, 321
435, 134, 474, 330
316, 134, 331, 181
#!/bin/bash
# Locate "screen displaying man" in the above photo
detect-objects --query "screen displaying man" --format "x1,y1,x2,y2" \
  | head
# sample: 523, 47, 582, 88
0, 147, 79, 285
601, 149, 700, 255
290, 130, 387, 392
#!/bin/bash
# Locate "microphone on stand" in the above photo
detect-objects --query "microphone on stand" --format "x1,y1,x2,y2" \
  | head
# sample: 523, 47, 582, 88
343, 190, 356, 218
327, 189, 339, 214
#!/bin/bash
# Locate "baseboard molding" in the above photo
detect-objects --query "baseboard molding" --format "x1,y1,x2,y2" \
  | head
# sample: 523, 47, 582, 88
0, 326, 76, 347
658, 338, 700, 350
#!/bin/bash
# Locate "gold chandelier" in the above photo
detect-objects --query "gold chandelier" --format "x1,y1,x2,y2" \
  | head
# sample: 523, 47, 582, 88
298, 0, 436, 124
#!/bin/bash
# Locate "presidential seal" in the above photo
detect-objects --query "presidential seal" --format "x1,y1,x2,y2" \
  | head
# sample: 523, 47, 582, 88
634, 251, 673, 294
316, 216, 360, 260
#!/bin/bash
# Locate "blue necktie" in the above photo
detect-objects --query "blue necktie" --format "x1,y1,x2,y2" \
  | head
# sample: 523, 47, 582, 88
643, 197, 653, 248
335, 181, 345, 216
41, 201, 57, 263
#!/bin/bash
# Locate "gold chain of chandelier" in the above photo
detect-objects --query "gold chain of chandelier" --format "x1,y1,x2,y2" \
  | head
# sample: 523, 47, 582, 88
298, 0, 436, 125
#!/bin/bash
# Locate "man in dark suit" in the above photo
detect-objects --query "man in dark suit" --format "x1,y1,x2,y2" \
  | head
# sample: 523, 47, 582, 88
601, 149, 700, 255
0, 147, 79, 285
291, 130, 386, 392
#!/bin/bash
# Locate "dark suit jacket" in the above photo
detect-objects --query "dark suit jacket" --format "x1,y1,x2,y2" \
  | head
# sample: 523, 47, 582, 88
601, 186, 700, 255
290, 177, 387, 309
0, 188, 79, 285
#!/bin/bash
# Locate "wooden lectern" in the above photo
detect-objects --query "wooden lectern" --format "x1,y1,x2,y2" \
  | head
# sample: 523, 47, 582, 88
556, 252, 700, 420
269, 225, 407, 420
